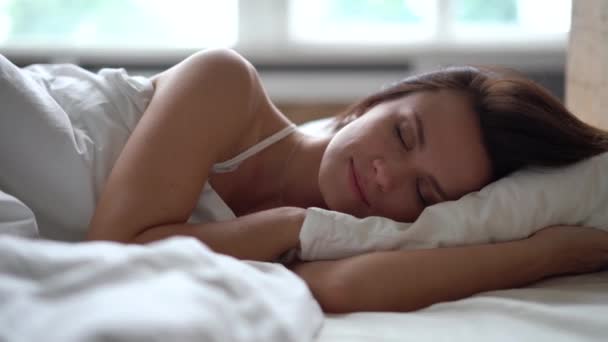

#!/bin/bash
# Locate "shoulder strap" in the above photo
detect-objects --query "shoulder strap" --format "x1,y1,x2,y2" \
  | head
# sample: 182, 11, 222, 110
211, 124, 297, 173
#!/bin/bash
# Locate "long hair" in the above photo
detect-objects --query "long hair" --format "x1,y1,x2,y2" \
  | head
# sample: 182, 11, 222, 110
332, 66, 608, 181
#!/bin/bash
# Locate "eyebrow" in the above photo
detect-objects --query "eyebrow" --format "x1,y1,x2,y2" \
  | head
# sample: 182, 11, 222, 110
413, 111, 426, 149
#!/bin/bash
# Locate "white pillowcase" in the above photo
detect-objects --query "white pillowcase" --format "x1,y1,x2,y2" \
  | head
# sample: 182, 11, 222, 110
298, 149, 608, 261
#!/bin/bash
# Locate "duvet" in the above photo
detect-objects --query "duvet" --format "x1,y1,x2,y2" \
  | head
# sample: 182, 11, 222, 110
0, 236, 322, 342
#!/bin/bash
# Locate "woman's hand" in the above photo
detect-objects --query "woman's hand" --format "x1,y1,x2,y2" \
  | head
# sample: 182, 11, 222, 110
529, 225, 608, 276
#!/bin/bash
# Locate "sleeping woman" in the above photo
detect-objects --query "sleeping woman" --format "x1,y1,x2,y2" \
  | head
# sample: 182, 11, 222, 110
7, 49, 608, 313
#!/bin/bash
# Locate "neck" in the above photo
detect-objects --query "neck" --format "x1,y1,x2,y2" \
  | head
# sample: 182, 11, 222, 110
278, 131, 330, 209
243, 129, 330, 212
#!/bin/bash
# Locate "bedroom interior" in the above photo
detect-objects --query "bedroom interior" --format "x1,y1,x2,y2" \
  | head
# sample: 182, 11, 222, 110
2, 0, 608, 341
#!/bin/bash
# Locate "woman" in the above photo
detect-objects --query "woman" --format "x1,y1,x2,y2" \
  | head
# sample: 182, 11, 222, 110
75, 48, 608, 312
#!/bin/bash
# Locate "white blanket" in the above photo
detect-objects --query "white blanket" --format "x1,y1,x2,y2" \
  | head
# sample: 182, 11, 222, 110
0, 236, 323, 342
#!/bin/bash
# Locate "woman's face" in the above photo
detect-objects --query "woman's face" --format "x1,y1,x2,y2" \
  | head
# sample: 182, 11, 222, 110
319, 89, 493, 222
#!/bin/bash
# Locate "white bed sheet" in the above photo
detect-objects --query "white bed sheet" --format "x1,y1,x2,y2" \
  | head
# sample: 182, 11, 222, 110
317, 270, 608, 341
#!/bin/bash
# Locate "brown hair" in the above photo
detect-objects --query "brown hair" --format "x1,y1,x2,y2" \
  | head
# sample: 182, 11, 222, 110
332, 66, 608, 181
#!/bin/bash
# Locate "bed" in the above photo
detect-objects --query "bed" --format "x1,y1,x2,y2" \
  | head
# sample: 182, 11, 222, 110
2, 54, 608, 341
2, 229, 607, 342
2, 119, 607, 341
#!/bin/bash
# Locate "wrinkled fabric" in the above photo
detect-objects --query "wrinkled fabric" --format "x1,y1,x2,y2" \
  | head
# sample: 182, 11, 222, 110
0, 236, 323, 342
0, 54, 249, 241
0, 189, 38, 238
0, 54, 152, 241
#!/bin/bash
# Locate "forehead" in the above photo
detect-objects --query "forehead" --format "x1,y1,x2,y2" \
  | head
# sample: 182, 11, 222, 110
380, 89, 473, 117
390, 90, 493, 199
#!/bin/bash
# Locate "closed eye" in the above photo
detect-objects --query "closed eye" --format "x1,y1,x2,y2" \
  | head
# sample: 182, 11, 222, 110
395, 124, 408, 150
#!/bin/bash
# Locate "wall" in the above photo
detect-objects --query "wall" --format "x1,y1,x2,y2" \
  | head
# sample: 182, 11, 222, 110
567, 0, 608, 129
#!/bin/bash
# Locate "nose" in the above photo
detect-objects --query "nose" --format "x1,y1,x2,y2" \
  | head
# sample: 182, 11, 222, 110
372, 158, 395, 192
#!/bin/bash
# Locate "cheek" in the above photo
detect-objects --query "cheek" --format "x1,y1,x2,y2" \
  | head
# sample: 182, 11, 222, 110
371, 181, 423, 222
322, 129, 359, 169
318, 147, 344, 207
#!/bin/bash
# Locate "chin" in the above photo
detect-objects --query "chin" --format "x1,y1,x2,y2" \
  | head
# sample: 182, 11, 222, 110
319, 177, 355, 216
318, 150, 363, 216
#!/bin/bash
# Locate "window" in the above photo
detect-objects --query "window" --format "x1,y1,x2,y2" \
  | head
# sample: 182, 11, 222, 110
288, 0, 437, 43
0, 0, 570, 104
288, 0, 571, 44
0, 0, 571, 61
0, 0, 237, 49
452, 0, 571, 41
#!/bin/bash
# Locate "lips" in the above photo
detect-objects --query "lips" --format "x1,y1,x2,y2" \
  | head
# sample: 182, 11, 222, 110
350, 158, 370, 206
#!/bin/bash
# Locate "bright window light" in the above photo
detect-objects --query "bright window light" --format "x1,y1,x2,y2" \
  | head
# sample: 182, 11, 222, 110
452, 0, 571, 40
288, 0, 570, 45
0, 0, 570, 55
0, 0, 238, 49
288, 0, 438, 44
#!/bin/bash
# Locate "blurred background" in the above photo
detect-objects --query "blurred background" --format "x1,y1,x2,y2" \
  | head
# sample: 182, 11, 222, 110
0, 0, 572, 123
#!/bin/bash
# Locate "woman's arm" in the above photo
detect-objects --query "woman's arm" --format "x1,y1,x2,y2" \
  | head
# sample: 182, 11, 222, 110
87, 48, 307, 262
88, 48, 261, 242
131, 206, 305, 262
292, 225, 608, 313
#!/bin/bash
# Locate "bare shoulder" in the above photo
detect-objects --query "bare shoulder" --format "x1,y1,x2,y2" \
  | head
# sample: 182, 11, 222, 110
87, 49, 271, 240
149, 48, 268, 163
151, 48, 256, 91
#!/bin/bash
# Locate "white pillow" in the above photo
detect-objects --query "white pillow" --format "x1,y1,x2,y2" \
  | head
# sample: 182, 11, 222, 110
298, 144, 608, 261
0, 189, 39, 238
